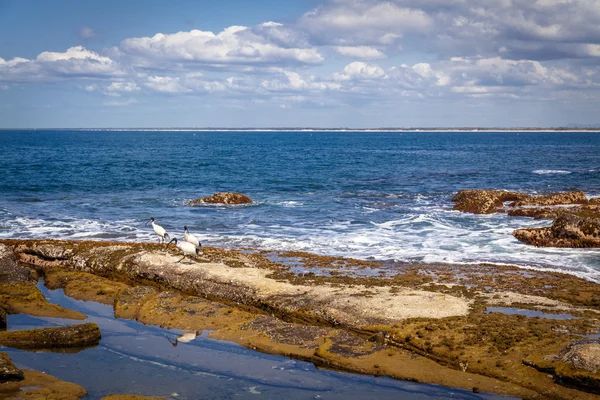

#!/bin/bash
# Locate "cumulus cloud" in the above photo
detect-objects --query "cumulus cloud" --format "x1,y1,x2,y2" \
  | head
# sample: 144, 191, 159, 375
0, 46, 124, 82
119, 23, 324, 69
144, 73, 225, 94
260, 68, 341, 92
334, 46, 386, 59
298, 0, 600, 62
334, 62, 387, 80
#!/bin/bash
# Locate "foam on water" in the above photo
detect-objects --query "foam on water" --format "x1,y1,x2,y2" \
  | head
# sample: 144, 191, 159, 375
532, 169, 572, 174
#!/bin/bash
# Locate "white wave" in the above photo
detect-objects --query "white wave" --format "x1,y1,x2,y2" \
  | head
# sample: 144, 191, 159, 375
532, 169, 571, 174
2, 208, 600, 283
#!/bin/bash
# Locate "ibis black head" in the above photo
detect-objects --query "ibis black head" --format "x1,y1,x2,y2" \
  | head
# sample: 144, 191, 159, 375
166, 237, 178, 249
184, 225, 188, 231
195, 247, 201, 256
145, 217, 155, 226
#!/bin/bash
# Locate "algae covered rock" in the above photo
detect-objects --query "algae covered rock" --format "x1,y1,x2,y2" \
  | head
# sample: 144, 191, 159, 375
514, 213, 600, 248
551, 213, 600, 241
0, 322, 101, 350
510, 191, 588, 207
187, 192, 253, 205
0, 369, 87, 399
451, 190, 529, 214
0, 352, 24, 382
524, 339, 600, 394
0, 243, 34, 284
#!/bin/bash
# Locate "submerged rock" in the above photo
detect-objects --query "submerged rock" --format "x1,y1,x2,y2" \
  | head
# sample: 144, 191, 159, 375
0, 322, 101, 350
186, 192, 253, 205
0, 352, 24, 382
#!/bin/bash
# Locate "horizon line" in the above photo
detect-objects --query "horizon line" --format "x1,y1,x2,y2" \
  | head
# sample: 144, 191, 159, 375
1, 126, 600, 132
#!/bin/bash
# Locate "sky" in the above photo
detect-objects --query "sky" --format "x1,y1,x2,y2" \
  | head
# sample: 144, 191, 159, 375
1, 0, 599, 128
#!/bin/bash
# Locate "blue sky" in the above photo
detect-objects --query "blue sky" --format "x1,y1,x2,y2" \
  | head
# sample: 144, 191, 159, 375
1, 0, 599, 128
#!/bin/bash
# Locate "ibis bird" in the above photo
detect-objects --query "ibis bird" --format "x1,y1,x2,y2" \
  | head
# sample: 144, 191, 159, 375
183, 225, 202, 249
145, 217, 170, 244
167, 237, 200, 263
165, 330, 200, 347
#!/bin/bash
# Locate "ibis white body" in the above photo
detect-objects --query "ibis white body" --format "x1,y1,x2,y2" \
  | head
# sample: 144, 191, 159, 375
146, 217, 169, 244
183, 226, 201, 249
168, 237, 200, 262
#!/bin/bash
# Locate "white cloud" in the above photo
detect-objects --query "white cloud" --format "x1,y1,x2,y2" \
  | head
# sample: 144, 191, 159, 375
334, 62, 387, 81
260, 68, 341, 92
0, 46, 123, 82
106, 81, 140, 93
144, 74, 226, 94
145, 76, 192, 94
300, 1, 432, 45
119, 24, 323, 69
335, 46, 386, 59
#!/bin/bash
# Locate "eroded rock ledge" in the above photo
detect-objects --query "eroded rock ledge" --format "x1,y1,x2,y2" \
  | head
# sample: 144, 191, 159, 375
3, 239, 600, 399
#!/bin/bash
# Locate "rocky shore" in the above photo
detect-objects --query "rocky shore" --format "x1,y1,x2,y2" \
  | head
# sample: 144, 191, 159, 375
1, 239, 600, 399
452, 189, 600, 247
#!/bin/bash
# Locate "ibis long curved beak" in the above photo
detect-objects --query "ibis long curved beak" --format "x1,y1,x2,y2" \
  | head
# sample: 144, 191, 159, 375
166, 238, 177, 249
145, 218, 152, 226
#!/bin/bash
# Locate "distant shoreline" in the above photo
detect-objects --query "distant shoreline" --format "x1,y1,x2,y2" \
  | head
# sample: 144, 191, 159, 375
1, 127, 600, 133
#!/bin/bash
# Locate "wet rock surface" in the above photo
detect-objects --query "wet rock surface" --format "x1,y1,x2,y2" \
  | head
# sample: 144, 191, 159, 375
186, 192, 253, 205
510, 190, 588, 207
514, 213, 600, 248
101, 396, 168, 400
4, 239, 600, 399
0, 369, 87, 399
452, 190, 600, 247
0, 244, 86, 320
0, 352, 24, 382
451, 190, 529, 214
524, 339, 600, 394
0, 322, 101, 350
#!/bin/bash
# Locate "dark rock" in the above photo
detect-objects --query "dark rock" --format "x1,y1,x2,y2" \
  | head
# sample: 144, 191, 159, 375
0, 322, 101, 350
187, 192, 253, 206
0, 244, 33, 284
0, 308, 5, 330
452, 190, 530, 214
0, 352, 24, 382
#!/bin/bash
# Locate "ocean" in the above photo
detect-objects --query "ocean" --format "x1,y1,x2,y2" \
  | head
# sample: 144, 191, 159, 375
1, 130, 599, 281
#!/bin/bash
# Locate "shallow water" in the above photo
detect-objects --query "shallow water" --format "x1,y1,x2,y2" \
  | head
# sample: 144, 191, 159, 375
1, 130, 599, 281
485, 307, 579, 320
2, 282, 513, 399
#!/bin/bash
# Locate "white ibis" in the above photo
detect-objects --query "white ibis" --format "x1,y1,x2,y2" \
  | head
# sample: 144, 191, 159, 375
183, 225, 202, 249
165, 331, 200, 347
145, 217, 170, 244
167, 237, 200, 263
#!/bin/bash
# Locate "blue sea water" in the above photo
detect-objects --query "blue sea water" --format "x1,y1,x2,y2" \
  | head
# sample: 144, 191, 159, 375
1, 130, 599, 281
